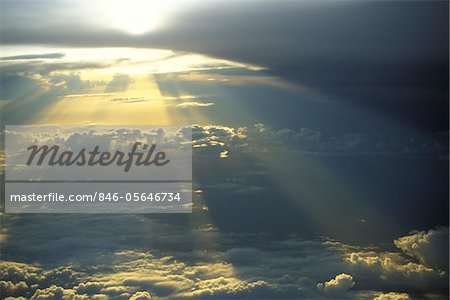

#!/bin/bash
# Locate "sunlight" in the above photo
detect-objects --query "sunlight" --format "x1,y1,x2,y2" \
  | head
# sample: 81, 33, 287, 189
0, 47, 263, 126
34, 74, 171, 125
102, 0, 178, 35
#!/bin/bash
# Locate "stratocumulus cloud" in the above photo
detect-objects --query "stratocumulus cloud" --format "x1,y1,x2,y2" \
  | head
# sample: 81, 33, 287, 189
0, 220, 447, 299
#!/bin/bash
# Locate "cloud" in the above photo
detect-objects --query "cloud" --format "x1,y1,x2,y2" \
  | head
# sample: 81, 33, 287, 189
224, 248, 262, 265
327, 228, 448, 294
64, 93, 115, 99
74, 282, 104, 295
373, 292, 411, 300
0, 261, 43, 285
394, 227, 449, 272
187, 123, 448, 159
0, 261, 91, 299
0, 53, 65, 61
2, 1, 446, 74
5, 121, 446, 238
1, 1, 447, 131
1, 125, 448, 299
49, 73, 93, 92
316, 273, 355, 297
174, 101, 214, 108
343, 248, 447, 293
129, 291, 153, 300
0, 224, 448, 299
31, 285, 87, 300
179, 277, 277, 298
0, 281, 28, 297
109, 97, 148, 103
0, 72, 100, 124
0, 61, 109, 76
105, 73, 133, 92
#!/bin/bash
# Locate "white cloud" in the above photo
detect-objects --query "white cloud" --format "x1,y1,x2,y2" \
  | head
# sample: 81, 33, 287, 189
31, 285, 87, 300
174, 102, 214, 108
129, 291, 153, 300
373, 292, 411, 300
394, 227, 449, 272
316, 273, 355, 297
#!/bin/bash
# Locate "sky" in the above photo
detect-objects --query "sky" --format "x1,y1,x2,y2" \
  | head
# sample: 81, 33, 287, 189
0, 0, 449, 299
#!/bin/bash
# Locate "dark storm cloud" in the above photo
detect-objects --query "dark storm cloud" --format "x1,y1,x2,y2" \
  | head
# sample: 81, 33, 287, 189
1, 0, 447, 131
2, 1, 447, 64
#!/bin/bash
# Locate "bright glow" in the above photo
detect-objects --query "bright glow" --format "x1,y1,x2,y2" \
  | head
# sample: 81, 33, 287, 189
103, 0, 176, 35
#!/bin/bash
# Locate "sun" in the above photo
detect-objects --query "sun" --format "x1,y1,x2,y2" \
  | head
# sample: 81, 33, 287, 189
103, 0, 176, 35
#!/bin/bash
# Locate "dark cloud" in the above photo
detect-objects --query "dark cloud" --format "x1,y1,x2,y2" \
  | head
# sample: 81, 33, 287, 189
0, 53, 65, 61
105, 74, 134, 93
2, 1, 447, 67
1, 1, 447, 130
1, 124, 448, 241
188, 123, 449, 159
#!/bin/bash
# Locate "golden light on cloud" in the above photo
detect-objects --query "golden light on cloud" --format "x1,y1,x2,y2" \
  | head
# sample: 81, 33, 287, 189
0, 47, 265, 126
35, 75, 171, 125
